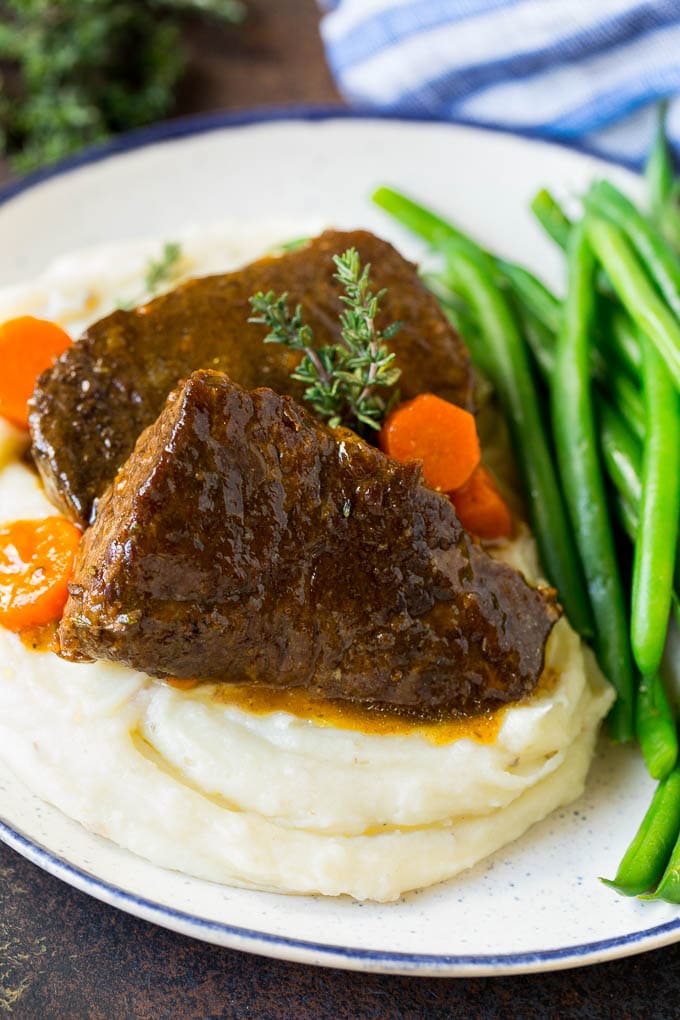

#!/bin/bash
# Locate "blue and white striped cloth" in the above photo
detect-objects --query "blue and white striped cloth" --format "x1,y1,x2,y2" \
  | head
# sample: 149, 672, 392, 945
319, 0, 680, 167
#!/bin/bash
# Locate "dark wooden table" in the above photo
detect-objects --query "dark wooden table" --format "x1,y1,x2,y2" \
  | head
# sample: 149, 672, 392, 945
2, 3, 680, 1016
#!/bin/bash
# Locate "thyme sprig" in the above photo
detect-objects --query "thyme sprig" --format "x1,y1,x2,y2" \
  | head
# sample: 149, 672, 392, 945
248, 247, 401, 432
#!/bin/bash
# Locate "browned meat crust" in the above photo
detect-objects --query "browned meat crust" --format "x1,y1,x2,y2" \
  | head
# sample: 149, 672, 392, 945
30, 230, 473, 526
58, 371, 559, 716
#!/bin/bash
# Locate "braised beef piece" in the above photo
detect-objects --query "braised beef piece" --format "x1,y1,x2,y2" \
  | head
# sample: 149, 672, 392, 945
30, 230, 473, 526
59, 371, 559, 716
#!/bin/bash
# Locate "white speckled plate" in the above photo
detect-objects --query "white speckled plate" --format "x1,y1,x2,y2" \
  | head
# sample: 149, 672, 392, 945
1, 111, 679, 975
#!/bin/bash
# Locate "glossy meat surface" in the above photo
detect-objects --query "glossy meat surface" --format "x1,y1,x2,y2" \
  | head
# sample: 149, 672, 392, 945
59, 371, 559, 716
30, 230, 473, 525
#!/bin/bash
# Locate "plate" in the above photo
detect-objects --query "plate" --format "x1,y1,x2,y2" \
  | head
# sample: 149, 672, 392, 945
1, 110, 679, 976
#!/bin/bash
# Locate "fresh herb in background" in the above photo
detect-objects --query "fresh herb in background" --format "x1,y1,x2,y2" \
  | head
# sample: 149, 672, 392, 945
0, 0, 246, 172
249, 247, 402, 432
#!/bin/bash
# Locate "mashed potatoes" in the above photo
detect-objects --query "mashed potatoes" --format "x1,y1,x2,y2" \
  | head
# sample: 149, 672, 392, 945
0, 227, 614, 901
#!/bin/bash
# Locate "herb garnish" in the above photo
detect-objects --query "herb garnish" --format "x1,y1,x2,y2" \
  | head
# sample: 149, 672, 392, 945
144, 242, 183, 295
248, 248, 401, 432
116, 241, 184, 310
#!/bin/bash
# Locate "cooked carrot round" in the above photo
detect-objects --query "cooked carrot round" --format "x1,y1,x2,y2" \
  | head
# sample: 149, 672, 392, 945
449, 464, 512, 540
0, 316, 72, 429
379, 392, 480, 491
0, 517, 81, 631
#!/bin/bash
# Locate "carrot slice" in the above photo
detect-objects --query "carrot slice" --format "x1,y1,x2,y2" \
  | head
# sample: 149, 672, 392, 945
379, 393, 480, 491
449, 464, 513, 540
0, 316, 72, 429
0, 517, 81, 631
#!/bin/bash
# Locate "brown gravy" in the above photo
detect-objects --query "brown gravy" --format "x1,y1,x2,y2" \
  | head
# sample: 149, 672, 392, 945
209, 682, 503, 746
19, 621, 59, 653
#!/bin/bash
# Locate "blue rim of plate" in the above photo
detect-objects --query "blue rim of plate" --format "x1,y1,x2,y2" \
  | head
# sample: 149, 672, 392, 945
0, 106, 675, 975
3, 809, 680, 975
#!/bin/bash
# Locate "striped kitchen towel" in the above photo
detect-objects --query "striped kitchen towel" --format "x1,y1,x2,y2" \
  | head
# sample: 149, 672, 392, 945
319, 0, 680, 167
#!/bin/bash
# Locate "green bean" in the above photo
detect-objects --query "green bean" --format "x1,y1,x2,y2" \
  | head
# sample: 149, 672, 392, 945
636, 673, 678, 780
464, 272, 645, 454
647, 103, 674, 217
427, 281, 495, 380
530, 189, 571, 249
586, 179, 680, 326
603, 768, 680, 896
373, 186, 562, 316
501, 276, 645, 446
645, 101, 680, 251
617, 500, 680, 634
599, 380, 669, 551
529, 188, 645, 381
599, 398, 680, 618
631, 337, 680, 676
582, 309, 643, 413
652, 858, 680, 901
372, 186, 468, 247
504, 225, 641, 393
608, 372, 645, 443
551, 223, 634, 741
529, 188, 644, 382
434, 277, 549, 415
598, 400, 642, 518
463, 268, 558, 386
442, 238, 594, 640
530, 190, 643, 382
496, 259, 562, 334
585, 215, 680, 390
422, 274, 477, 332
514, 302, 556, 380
601, 303, 643, 379
647, 799, 680, 901
600, 403, 680, 574
614, 492, 641, 544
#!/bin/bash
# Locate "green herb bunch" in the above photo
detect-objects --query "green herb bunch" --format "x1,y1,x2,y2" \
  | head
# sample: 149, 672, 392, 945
249, 248, 402, 433
0, 0, 245, 172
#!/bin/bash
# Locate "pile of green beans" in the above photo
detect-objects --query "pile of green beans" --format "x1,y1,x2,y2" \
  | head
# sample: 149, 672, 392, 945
371, 104, 680, 901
